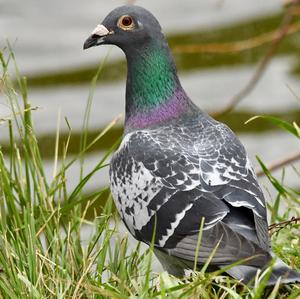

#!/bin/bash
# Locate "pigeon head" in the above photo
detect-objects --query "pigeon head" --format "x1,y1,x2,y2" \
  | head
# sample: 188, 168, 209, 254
83, 5, 164, 52
84, 5, 191, 131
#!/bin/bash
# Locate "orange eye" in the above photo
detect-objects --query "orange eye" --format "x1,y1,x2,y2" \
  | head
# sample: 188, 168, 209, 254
118, 15, 135, 30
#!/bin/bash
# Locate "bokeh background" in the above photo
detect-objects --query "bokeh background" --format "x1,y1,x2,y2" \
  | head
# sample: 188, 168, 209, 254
1, 0, 300, 214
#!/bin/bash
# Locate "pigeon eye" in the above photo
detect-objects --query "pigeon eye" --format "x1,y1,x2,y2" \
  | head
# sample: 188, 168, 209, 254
122, 16, 132, 26
118, 15, 135, 30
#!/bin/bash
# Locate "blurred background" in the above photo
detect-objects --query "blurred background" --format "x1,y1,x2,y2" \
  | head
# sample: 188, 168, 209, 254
0, 0, 300, 213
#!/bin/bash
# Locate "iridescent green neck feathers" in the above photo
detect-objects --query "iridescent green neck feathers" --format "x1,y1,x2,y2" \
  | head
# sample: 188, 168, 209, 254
125, 41, 188, 129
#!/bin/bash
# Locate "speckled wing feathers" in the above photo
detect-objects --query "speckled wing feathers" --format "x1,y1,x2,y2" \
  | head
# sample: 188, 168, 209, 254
110, 116, 270, 263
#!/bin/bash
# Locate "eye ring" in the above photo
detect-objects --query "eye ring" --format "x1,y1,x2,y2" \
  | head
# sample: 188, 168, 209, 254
118, 15, 135, 31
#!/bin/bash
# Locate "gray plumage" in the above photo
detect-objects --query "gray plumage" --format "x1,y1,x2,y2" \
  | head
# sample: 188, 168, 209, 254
84, 5, 300, 285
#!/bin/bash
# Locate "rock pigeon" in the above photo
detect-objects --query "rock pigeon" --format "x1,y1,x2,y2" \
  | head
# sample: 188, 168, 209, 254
84, 5, 300, 285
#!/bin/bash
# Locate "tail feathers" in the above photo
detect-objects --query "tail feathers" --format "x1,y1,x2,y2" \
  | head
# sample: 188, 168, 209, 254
154, 248, 300, 286
225, 259, 300, 286
268, 259, 300, 285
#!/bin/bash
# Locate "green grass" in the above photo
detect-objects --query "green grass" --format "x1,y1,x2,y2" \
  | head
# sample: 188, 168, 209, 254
0, 49, 300, 298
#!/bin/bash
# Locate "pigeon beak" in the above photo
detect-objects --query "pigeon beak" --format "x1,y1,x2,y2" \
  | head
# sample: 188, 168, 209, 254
83, 24, 114, 50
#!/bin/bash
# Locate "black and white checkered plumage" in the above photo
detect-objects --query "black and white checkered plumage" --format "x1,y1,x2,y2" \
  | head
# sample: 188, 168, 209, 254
110, 111, 272, 272
110, 114, 268, 249
110, 110, 300, 285
84, 5, 300, 285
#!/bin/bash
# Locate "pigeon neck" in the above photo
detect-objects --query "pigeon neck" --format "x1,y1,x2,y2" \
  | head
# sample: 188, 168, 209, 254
124, 40, 189, 131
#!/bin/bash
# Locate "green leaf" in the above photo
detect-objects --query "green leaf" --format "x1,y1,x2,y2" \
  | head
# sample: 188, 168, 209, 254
246, 115, 300, 138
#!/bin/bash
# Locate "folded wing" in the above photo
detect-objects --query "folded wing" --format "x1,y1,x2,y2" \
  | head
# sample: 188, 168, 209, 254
110, 120, 270, 266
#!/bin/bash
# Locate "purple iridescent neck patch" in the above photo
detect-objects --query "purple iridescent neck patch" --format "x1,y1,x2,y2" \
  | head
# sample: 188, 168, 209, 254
126, 88, 189, 130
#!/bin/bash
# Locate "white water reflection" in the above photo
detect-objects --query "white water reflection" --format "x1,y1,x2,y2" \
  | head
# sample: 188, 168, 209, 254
0, 57, 297, 138
0, 0, 283, 73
